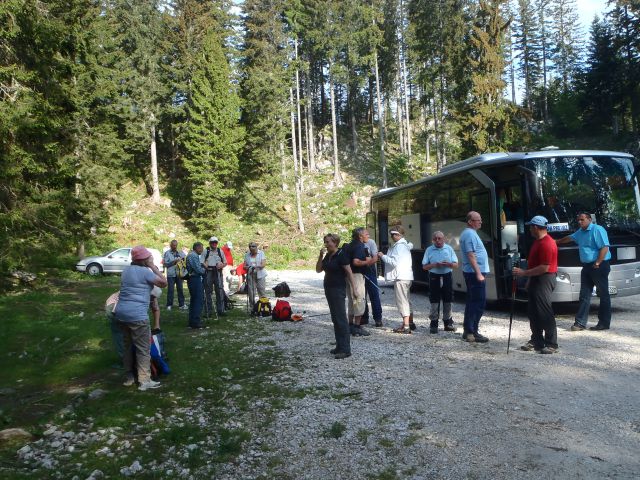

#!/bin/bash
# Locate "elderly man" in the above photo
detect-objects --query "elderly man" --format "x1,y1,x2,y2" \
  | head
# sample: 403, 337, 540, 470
422, 231, 458, 334
360, 229, 384, 328
556, 212, 612, 331
346, 228, 378, 336
202, 236, 227, 316
244, 242, 267, 311
513, 216, 559, 354
186, 242, 206, 329
460, 211, 490, 343
163, 240, 187, 311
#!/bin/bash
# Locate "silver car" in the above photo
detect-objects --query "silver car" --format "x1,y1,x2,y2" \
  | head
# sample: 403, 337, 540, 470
76, 247, 163, 275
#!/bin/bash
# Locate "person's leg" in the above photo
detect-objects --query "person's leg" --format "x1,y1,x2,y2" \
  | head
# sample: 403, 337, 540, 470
204, 271, 214, 313
528, 278, 545, 349
188, 277, 203, 327
428, 273, 442, 329
247, 274, 257, 311
150, 297, 160, 330
442, 272, 454, 329
119, 322, 134, 382
462, 273, 475, 335
176, 277, 185, 307
395, 281, 412, 328
539, 274, 558, 348
367, 271, 383, 323
352, 273, 366, 327
214, 272, 225, 314
166, 276, 175, 308
107, 307, 124, 361
256, 277, 267, 298
130, 323, 152, 384
326, 287, 350, 354
575, 266, 594, 327
593, 261, 611, 328
473, 280, 487, 334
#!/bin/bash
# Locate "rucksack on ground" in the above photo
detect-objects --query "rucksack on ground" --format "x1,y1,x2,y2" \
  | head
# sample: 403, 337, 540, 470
253, 297, 272, 317
272, 282, 291, 298
272, 299, 292, 321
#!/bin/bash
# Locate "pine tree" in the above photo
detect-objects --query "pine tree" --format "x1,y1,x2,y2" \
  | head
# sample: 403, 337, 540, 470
549, 0, 582, 92
512, 0, 543, 111
182, 31, 243, 233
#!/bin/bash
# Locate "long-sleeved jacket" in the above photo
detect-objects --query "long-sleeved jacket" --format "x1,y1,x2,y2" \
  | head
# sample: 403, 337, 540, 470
380, 237, 414, 281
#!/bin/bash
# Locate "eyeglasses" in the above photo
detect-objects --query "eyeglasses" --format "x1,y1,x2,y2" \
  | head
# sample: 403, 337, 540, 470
249, 244, 257, 248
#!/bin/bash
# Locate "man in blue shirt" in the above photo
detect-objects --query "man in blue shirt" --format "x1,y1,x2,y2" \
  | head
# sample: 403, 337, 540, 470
422, 231, 458, 334
557, 212, 612, 331
459, 211, 490, 343
186, 242, 206, 329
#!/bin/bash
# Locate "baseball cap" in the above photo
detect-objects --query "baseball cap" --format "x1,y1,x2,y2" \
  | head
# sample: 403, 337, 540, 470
208, 236, 219, 243
131, 245, 152, 261
525, 215, 548, 227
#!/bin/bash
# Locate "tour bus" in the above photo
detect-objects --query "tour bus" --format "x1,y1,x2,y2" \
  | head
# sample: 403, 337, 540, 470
367, 150, 640, 302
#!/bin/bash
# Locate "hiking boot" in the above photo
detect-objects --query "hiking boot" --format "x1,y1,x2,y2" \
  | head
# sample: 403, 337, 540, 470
473, 333, 489, 343
589, 324, 609, 331
520, 342, 538, 352
138, 380, 161, 391
334, 352, 352, 359
123, 376, 135, 387
374, 320, 384, 328
393, 326, 412, 334
444, 323, 456, 332
570, 323, 586, 331
349, 324, 357, 336
330, 348, 338, 354
353, 326, 371, 337
462, 332, 475, 342
409, 322, 417, 331
539, 347, 555, 354
429, 326, 438, 334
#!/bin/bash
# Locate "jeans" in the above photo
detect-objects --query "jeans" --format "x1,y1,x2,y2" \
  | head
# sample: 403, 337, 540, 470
187, 275, 204, 327
429, 272, 454, 327
463, 272, 486, 334
361, 269, 383, 323
576, 261, 611, 328
166, 276, 185, 307
205, 269, 225, 314
325, 286, 351, 354
527, 273, 558, 349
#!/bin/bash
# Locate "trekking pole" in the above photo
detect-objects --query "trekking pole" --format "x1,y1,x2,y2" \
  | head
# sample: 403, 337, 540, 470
507, 253, 520, 354
202, 274, 211, 322
363, 275, 383, 293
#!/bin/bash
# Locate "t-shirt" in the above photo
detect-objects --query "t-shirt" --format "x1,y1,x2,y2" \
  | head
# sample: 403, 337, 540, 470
322, 249, 351, 289
347, 240, 368, 275
422, 244, 458, 275
570, 222, 611, 264
527, 234, 558, 273
244, 251, 267, 279
460, 227, 489, 274
163, 249, 185, 278
115, 266, 156, 324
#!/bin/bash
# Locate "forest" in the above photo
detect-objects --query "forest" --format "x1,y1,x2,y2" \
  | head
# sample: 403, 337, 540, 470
1, 0, 639, 271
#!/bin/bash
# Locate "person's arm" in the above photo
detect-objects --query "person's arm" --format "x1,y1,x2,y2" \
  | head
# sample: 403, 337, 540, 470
422, 251, 435, 271
146, 257, 168, 287
593, 246, 609, 268
316, 248, 325, 273
556, 235, 574, 245
466, 251, 484, 282
258, 252, 266, 269
513, 263, 550, 277
378, 249, 398, 268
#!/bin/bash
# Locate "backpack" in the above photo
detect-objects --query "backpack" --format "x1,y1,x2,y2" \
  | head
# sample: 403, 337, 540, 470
271, 299, 292, 321
253, 297, 272, 317
176, 257, 189, 279
272, 282, 291, 298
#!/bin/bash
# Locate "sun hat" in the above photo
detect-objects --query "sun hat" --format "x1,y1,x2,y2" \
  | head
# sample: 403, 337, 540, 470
525, 215, 549, 227
131, 245, 152, 261
209, 236, 219, 243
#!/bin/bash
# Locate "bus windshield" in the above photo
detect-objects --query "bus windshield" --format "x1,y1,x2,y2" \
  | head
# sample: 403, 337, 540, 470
527, 156, 640, 232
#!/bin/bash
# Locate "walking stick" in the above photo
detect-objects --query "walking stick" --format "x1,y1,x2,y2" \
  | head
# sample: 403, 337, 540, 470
507, 253, 520, 354
202, 274, 211, 322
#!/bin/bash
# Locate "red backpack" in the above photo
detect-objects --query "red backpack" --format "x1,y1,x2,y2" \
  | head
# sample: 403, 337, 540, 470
272, 299, 292, 321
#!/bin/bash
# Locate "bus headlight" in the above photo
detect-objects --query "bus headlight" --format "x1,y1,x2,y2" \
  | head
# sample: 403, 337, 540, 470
557, 272, 570, 283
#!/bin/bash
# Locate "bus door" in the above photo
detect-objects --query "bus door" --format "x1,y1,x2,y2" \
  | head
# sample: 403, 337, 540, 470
377, 210, 389, 277
496, 183, 527, 299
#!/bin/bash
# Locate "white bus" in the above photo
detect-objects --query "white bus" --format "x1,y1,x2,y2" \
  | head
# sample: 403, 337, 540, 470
367, 150, 640, 302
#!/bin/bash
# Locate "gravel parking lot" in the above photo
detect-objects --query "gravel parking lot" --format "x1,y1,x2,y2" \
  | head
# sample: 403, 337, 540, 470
227, 270, 640, 480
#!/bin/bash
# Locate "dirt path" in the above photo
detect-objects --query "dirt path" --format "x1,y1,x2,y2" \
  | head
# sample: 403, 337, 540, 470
224, 270, 640, 480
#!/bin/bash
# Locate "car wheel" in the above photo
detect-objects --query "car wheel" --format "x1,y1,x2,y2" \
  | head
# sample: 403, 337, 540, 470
87, 263, 103, 276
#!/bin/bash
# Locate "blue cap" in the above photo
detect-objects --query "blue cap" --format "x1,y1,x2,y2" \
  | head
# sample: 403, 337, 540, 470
526, 215, 548, 227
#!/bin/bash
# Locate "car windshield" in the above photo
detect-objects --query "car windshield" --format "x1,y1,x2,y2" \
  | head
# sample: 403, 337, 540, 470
526, 156, 640, 232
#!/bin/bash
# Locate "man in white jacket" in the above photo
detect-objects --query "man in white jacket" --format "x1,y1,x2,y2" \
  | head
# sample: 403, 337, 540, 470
378, 226, 415, 334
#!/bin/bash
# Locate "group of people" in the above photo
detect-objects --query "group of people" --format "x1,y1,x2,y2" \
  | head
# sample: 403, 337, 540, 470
108, 238, 268, 389
317, 210, 613, 360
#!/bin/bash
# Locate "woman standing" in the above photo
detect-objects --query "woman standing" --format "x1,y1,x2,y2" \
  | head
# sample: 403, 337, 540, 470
316, 234, 357, 359
115, 246, 167, 390
378, 226, 415, 334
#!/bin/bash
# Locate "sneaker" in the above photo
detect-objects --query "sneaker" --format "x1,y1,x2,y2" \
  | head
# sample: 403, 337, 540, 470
429, 326, 438, 334
353, 326, 371, 337
462, 332, 475, 342
166, 305, 172, 311
520, 342, 537, 352
138, 380, 161, 391
334, 352, 352, 359
539, 347, 555, 354
374, 320, 384, 328
444, 323, 456, 332
473, 333, 489, 343
589, 324, 609, 331
330, 348, 338, 354
123, 376, 135, 387
409, 322, 417, 331
179, 305, 188, 311
570, 323, 586, 331
392, 326, 412, 334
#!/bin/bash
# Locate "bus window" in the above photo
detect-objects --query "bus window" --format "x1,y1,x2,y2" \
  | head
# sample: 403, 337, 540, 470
471, 191, 492, 237
378, 210, 389, 249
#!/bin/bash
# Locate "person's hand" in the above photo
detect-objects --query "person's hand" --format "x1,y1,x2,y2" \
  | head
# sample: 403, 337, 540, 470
512, 267, 524, 277
476, 272, 485, 282
320, 247, 327, 256
377, 252, 384, 259
593, 262, 600, 269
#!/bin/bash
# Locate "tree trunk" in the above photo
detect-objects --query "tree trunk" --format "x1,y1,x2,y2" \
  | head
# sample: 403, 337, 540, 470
328, 66, 342, 186
399, 0, 411, 160
280, 140, 287, 191
150, 113, 160, 203
294, 39, 304, 190
349, 86, 358, 155
290, 88, 305, 233
374, 51, 387, 188
305, 72, 316, 171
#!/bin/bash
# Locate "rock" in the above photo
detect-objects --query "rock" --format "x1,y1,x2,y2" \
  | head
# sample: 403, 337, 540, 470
0, 427, 32, 442
230, 384, 243, 392
17, 444, 31, 456
88, 389, 107, 400
85, 470, 104, 480
283, 204, 292, 212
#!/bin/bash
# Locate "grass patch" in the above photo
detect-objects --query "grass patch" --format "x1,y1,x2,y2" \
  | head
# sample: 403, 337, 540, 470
323, 421, 347, 439
378, 437, 394, 449
368, 467, 400, 480
402, 433, 421, 447
357, 428, 371, 443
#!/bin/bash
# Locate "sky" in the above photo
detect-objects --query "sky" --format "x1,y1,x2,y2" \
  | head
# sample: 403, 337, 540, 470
577, 0, 609, 28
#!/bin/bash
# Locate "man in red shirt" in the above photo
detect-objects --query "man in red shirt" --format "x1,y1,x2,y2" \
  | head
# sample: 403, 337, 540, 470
513, 215, 558, 354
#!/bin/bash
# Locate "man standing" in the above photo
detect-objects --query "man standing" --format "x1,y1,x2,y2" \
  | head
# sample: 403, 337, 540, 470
346, 228, 377, 336
203, 237, 227, 316
244, 242, 268, 311
163, 240, 187, 311
459, 211, 490, 343
186, 242, 206, 329
556, 212, 612, 331
422, 231, 458, 334
513, 216, 559, 354
360, 229, 384, 328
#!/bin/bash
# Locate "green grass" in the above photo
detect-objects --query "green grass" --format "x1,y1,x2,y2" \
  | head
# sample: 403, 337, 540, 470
0, 273, 298, 478
322, 421, 347, 439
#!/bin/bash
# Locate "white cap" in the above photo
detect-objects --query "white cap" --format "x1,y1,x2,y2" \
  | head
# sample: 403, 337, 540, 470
209, 236, 219, 243
226, 241, 233, 248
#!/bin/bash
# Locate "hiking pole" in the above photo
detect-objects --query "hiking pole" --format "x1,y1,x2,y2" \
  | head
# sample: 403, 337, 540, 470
364, 275, 384, 293
507, 253, 520, 354
202, 274, 211, 322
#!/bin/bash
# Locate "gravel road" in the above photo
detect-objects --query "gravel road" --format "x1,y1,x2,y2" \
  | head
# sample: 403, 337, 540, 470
226, 270, 640, 480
